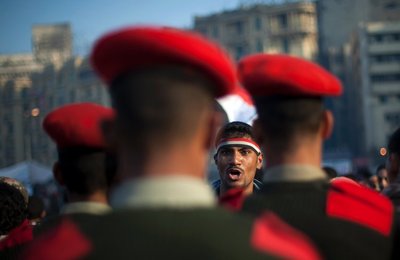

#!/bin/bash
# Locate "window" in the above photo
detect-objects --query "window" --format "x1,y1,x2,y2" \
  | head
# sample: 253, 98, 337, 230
235, 21, 243, 35
370, 74, 400, 83
278, 14, 287, 29
254, 17, 262, 31
212, 26, 219, 38
369, 33, 400, 44
385, 113, 400, 127
198, 28, 207, 36
235, 46, 245, 60
379, 95, 388, 104
282, 38, 290, 53
370, 54, 400, 63
256, 39, 263, 52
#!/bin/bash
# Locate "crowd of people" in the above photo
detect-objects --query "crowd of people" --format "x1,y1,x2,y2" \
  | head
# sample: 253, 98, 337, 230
1, 25, 400, 259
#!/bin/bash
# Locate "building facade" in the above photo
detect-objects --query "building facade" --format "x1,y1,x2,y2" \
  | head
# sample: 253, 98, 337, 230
194, 1, 317, 60
0, 54, 44, 167
317, 0, 400, 166
25, 57, 109, 166
0, 23, 109, 168
32, 23, 72, 64
347, 21, 400, 162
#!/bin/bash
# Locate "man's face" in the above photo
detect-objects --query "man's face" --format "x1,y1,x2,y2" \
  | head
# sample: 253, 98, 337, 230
215, 143, 262, 191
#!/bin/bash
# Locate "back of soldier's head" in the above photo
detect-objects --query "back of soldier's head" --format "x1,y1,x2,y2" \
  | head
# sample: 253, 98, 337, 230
90, 27, 237, 157
43, 103, 116, 196
57, 147, 112, 196
110, 66, 216, 150
237, 54, 342, 152
388, 127, 400, 155
254, 96, 325, 148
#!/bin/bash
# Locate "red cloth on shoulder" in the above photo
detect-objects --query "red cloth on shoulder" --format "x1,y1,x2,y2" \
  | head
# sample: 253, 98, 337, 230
327, 179, 394, 236
218, 188, 245, 211
0, 219, 33, 250
251, 212, 321, 260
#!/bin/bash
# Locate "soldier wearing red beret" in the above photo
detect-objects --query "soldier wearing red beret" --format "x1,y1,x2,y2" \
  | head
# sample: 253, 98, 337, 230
238, 54, 399, 259
42, 102, 115, 216
22, 27, 322, 260
30, 103, 116, 243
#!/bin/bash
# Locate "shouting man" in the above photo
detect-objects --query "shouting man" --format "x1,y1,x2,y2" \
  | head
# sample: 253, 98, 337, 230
213, 121, 263, 197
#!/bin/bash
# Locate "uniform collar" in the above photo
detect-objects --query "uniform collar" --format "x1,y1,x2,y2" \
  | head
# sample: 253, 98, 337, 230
263, 165, 327, 183
61, 201, 112, 215
110, 175, 217, 209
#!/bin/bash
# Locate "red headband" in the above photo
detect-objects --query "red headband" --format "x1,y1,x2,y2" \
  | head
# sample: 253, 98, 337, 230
216, 138, 261, 154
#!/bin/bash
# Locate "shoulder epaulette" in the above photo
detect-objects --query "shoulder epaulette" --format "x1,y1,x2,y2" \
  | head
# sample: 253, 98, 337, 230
327, 179, 394, 236
22, 219, 92, 260
251, 212, 321, 260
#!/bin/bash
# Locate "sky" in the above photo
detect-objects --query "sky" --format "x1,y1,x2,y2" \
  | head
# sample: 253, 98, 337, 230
0, 0, 242, 56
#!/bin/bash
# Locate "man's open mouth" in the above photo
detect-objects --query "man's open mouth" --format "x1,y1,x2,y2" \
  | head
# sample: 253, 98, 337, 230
226, 168, 243, 181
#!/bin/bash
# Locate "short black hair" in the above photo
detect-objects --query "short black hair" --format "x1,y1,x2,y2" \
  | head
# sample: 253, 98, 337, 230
57, 147, 116, 196
254, 96, 324, 151
388, 127, 400, 154
376, 164, 386, 173
0, 183, 27, 235
216, 121, 255, 143
323, 166, 338, 180
27, 196, 45, 220
109, 66, 216, 152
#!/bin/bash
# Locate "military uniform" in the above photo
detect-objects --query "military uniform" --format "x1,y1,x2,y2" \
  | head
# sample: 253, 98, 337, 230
242, 165, 396, 259
24, 176, 321, 260
33, 103, 114, 239
238, 54, 399, 259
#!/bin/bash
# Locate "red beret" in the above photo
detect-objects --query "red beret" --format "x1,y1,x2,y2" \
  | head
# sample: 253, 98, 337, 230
238, 54, 342, 97
90, 26, 236, 98
43, 103, 114, 149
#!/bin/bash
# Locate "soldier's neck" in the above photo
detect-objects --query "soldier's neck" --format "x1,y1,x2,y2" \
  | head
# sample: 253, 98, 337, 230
68, 190, 108, 204
265, 143, 322, 168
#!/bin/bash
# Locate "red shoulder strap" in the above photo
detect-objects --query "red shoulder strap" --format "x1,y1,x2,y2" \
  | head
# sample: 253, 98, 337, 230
327, 179, 394, 236
218, 188, 245, 211
251, 212, 321, 260
0, 219, 33, 250
22, 219, 92, 260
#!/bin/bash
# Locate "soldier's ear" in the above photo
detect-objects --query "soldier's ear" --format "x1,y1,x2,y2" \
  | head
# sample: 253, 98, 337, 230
53, 161, 64, 186
213, 153, 218, 164
252, 119, 264, 146
100, 118, 117, 151
321, 110, 334, 139
204, 111, 222, 151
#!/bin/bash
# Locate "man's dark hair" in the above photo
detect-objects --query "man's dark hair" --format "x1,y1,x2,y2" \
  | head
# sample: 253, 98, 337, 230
27, 196, 45, 220
216, 121, 255, 143
0, 183, 27, 236
323, 166, 338, 180
388, 127, 400, 154
356, 167, 372, 179
376, 164, 386, 173
109, 66, 216, 152
342, 173, 360, 182
254, 96, 324, 151
57, 147, 116, 196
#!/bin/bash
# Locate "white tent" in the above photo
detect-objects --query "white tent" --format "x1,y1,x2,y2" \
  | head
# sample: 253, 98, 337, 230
0, 161, 53, 194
